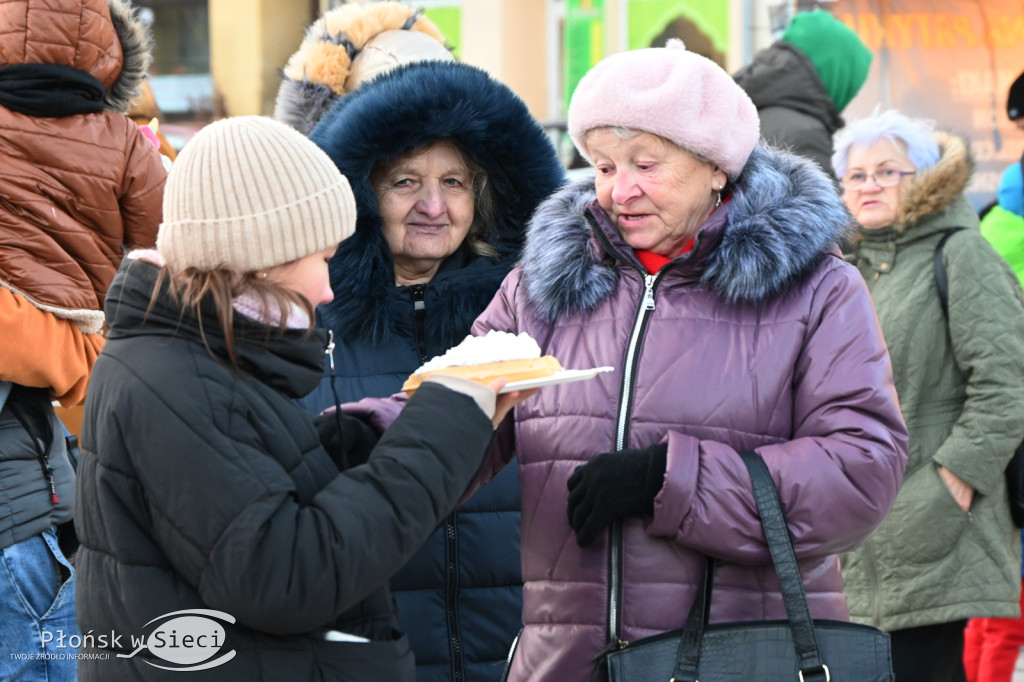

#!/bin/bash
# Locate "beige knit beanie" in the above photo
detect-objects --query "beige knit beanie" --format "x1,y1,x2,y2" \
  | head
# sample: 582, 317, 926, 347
158, 116, 356, 273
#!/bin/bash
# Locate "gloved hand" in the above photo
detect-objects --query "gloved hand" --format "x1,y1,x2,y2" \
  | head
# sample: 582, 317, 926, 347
566, 443, 668, 547
313, 410, 380, 471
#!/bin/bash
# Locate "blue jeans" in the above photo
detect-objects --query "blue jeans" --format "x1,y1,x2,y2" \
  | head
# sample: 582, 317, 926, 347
0, 528, 79, 681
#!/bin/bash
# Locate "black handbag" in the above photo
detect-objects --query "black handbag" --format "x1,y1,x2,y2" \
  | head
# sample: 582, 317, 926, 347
603, 450, 893, 681
934, 228, 1024, 528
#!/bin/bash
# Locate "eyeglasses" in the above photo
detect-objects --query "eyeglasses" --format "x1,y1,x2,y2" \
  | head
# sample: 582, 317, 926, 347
840, 167, 916, 190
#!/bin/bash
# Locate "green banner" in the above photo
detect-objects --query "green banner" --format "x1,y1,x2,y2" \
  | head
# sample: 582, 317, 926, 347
422, 6, 462, 60
627, 0, 729, 67
564, 0, 606, 114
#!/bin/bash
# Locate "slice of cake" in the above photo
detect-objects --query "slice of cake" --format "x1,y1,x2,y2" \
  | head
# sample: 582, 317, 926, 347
402, 331, 562, 395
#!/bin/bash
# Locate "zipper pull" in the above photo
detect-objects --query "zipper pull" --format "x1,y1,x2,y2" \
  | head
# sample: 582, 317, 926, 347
325, 329, 336, 376
47, 467, 58, 504
642, 274, 656, 311
411, 284, 426, 312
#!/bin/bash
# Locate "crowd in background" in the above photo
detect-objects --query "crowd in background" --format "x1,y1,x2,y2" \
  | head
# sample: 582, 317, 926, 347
2, 1, 1024, 681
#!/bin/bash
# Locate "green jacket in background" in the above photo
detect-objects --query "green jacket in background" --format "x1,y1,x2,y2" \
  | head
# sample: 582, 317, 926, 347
844, 132, 1024, 632
981, 205, 1024, 285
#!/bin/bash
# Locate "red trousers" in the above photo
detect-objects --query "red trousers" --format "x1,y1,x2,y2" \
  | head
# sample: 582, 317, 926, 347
964, 578, 1024, 682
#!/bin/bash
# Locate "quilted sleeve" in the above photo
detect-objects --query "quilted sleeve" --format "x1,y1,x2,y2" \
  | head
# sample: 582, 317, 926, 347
109, 378, 493, 635
0, 287, 104, 406
649, 262, 909, 563
119, 124, 166, 250
464, 268, 524, 487
935, 233, 1024, 493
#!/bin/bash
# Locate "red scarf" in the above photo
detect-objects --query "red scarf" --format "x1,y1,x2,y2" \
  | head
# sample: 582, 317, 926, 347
635, 237, 695, 274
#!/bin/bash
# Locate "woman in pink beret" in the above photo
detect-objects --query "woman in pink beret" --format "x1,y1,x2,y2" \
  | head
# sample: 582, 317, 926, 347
349, 38, 910, 681
458, 39, 910, 681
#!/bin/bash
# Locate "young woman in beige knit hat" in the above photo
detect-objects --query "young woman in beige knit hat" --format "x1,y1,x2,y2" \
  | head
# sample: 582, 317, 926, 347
72, 116, 533, 681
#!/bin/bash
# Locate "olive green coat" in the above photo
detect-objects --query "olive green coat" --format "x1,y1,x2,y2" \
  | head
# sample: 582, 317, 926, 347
843, 132, 1024, 631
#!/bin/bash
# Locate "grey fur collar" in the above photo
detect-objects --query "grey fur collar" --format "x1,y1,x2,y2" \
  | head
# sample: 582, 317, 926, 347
522, 145, 854, 320
104, 0, 152, 113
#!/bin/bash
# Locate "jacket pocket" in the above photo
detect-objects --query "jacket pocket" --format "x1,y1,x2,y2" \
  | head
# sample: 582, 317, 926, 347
887, 463, 971, 565
0, 529, 76, 621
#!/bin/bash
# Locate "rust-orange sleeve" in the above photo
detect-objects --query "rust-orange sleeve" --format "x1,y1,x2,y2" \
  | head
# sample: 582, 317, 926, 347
0, 288, 105, 407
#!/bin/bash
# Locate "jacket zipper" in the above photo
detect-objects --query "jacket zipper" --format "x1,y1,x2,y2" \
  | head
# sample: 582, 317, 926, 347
607, 272, 659, 652
446, 514, 465, 682
411, 284, 428, 363
587, 212, 681, 663
410, 284, 465, 678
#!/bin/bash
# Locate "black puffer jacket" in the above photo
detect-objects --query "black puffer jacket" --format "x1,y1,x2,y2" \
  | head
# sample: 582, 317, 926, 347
305, 60, 565, 682
733, 41, 842, 175
75, 259, 496, 681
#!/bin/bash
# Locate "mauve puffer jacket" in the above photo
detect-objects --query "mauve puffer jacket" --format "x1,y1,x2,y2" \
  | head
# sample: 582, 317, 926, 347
470, 145, 908, 682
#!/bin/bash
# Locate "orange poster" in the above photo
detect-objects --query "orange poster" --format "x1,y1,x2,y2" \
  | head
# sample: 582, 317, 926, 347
832, 0, 1024, 209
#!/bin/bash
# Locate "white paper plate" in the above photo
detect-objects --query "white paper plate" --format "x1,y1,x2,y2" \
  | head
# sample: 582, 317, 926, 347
499, 367, 615, 393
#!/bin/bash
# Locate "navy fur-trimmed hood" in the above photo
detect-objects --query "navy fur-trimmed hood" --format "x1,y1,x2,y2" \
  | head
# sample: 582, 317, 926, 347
523, 145, 854, 320
309, 60, 566, 342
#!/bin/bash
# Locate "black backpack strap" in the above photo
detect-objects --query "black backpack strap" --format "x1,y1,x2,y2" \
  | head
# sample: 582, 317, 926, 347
3, 385, 61, 504
934, 228, 967, 317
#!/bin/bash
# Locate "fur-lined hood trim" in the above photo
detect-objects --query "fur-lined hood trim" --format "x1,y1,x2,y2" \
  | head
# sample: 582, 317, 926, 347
522, 145, 854, 320
309, 60, 566, 342
104, 0, 152, 113
893, 131, 973, 231
273, 1, 448, 135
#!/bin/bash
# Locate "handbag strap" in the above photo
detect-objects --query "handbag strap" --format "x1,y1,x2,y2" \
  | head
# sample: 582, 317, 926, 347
672, 554, 715, 679
671, 451, 829, 681
933, 228, 965, 317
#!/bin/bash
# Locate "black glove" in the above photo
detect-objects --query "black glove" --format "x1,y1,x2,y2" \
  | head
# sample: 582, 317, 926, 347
313, 411, 380, 471
566, 443, 668, 548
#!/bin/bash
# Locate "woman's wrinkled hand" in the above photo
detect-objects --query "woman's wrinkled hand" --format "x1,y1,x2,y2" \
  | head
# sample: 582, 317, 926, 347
938, 465, 974, 512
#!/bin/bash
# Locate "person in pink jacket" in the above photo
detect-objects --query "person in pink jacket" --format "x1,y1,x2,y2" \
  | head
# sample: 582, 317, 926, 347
459, 40, 909, 681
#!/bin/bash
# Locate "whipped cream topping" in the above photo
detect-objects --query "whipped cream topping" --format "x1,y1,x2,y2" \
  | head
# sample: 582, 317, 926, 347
414, 330, 542, 374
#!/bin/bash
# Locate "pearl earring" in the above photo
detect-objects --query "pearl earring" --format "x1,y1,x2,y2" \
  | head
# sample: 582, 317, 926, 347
714, 185, 723, 208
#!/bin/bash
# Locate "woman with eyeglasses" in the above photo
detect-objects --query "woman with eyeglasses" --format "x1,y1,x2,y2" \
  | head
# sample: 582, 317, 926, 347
837, 109, 1024, 682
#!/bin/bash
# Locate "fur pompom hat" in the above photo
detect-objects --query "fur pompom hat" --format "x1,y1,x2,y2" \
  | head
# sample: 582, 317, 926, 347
273, 1, 451, 136
568, 39, 759, 179
158, 117, 356, 274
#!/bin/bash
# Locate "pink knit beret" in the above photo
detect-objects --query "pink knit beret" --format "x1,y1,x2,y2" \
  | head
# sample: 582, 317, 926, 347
568, 39, 760, 179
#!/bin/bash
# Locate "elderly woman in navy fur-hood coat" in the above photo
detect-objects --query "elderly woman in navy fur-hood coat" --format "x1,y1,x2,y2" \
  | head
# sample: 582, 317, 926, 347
303, 59, 565, 682
452, 41, 910, 682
